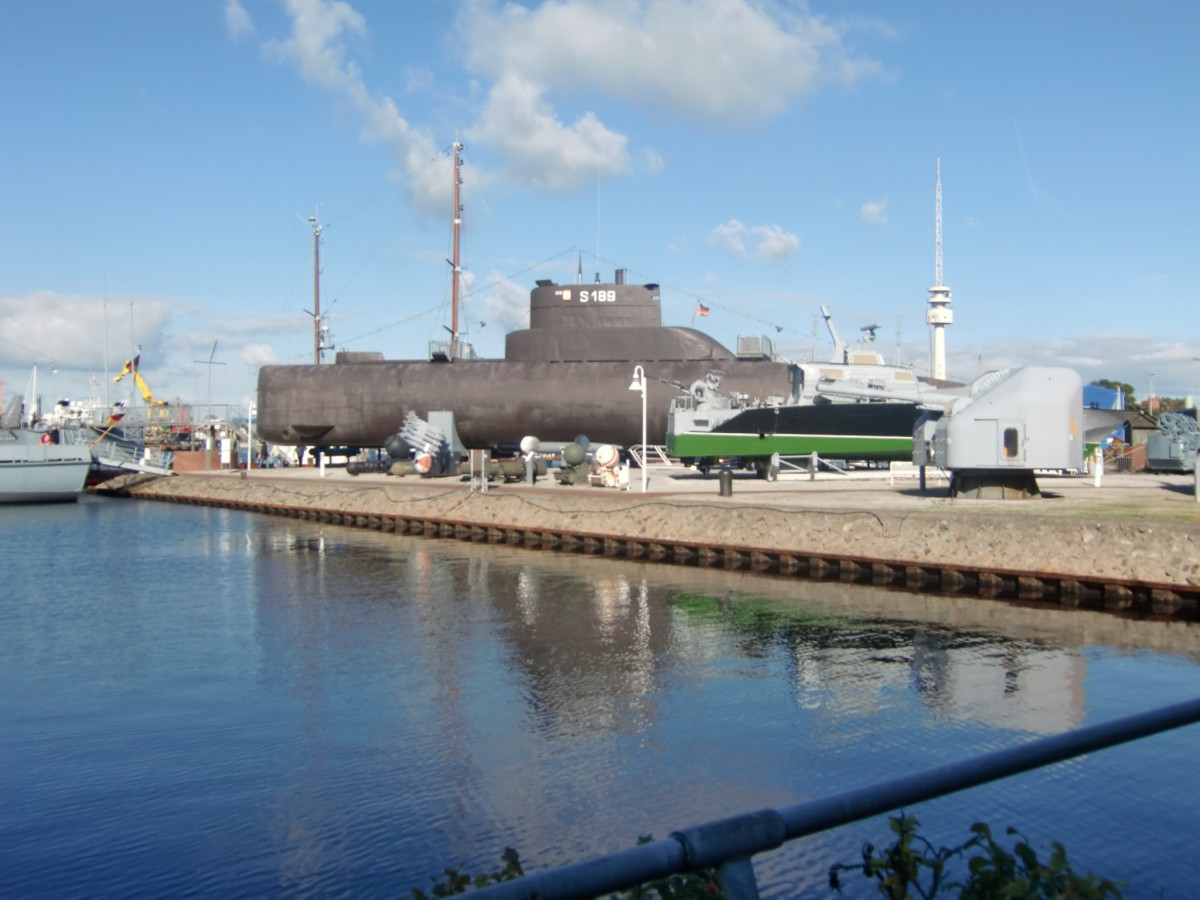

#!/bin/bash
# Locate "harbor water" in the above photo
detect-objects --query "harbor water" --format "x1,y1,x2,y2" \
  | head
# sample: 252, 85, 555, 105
2, 494, 1198, 897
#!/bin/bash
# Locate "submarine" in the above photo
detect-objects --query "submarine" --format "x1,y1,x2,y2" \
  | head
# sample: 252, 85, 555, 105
255, 268, 797, 451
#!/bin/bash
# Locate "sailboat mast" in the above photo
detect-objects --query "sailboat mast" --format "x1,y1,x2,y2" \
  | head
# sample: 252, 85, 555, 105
450, 141, 463, 358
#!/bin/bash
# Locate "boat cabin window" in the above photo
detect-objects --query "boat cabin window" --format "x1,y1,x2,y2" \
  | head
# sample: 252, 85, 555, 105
1002, 427, 1020, 458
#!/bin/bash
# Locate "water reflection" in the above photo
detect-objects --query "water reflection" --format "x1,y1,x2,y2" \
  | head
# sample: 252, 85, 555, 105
236, 522, 1199, 892
4, 497, 1195, 899
243, 520, 1193, 758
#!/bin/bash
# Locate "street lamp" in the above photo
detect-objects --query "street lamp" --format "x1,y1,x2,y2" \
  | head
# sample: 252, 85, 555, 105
628, 365, 647, 493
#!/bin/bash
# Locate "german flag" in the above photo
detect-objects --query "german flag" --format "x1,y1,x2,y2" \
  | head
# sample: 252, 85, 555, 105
697, 303, 710, 317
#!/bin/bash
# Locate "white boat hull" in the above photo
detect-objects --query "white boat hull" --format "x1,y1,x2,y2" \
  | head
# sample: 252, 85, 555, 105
0, 430, 91, 504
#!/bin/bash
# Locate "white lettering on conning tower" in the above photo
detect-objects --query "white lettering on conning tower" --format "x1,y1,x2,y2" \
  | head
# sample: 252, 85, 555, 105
577, 290, 616, 303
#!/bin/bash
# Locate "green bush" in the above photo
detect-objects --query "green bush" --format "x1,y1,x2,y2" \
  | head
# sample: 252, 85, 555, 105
829, 814, 1124, 899
412, 816, 1122, 898
411, 846, 524, 898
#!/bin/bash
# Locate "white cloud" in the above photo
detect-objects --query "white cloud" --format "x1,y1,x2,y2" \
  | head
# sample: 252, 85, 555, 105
458, 0, 881, 125
474, 272, 530, 332
222, 314, 309, 338
642, 148, 665, 174
264, 0, 366, 92
468, 74, 629, 191
265, 0, 445, 211
0, 291, 173, 375
224, 0, 254, 41
707, 220, 799, 263
0, 291, 307, 411
861, 199, 888, 226
258, 0, 881, 209
454, 0, 879, 194
240, 342, 281, 367
750, 224, 800, 264
708, 220, 748, 256
775, 331, 1197, 400
945, 334, 1200, 399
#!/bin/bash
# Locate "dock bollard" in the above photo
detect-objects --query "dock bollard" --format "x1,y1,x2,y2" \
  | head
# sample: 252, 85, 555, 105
718, 467, 733, 497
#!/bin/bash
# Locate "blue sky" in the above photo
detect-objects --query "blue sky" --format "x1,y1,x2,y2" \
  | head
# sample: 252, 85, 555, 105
2, 0, 1198, 413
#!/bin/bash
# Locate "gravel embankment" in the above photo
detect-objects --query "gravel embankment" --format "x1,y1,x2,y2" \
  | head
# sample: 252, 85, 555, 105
99, 470, 1200, 589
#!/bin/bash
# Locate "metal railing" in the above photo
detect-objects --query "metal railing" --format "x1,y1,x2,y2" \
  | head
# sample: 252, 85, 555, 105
92, 438, 174, 476
473, 697, 1200, 899
629, 444, 679, 468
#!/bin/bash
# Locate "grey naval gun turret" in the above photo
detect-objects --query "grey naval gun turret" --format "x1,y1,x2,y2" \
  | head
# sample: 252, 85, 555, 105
255, 269, 795, 452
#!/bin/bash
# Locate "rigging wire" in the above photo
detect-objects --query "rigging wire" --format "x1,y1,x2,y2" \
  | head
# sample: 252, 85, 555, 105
330, 246, 581, 353
264, 145, 457, 362
280, 139, 813, 353
577, 248, 808, 338
0, 333, 59, 363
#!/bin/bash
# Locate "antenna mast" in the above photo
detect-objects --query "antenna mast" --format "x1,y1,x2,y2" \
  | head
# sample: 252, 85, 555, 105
450, 141, 463, 358
925, 158, 953, 380
308, 211, 323, 364
935, 161, 943, 287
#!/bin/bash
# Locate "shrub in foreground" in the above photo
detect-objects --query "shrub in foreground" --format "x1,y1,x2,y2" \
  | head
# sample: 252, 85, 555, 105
412, 816, 1123, 898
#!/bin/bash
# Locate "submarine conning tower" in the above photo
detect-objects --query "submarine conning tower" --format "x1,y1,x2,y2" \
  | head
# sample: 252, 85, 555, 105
506, 269, 735, 364
528, 268, 661, 330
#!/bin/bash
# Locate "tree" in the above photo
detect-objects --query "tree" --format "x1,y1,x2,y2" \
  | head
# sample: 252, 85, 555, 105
1156, 396, 1190, 413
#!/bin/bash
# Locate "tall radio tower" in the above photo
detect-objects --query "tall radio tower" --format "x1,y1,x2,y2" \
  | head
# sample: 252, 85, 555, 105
926, 158, 953, 380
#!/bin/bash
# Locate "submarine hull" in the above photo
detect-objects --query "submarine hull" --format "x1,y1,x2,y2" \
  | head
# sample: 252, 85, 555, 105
256, 357, 794, 449
257, 271, 797, 450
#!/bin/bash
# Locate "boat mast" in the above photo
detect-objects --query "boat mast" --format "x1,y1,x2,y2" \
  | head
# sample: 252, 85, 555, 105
102, 298, 110, 407
450, 141, 463, 359
309, 212, 322, 364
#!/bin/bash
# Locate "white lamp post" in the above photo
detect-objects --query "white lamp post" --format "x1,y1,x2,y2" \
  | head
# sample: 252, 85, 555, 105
628, 365, 647, 493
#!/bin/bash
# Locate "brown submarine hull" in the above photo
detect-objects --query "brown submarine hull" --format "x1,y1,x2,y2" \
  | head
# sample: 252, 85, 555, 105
256, 356, 794, 449
256, 272, 794, 450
